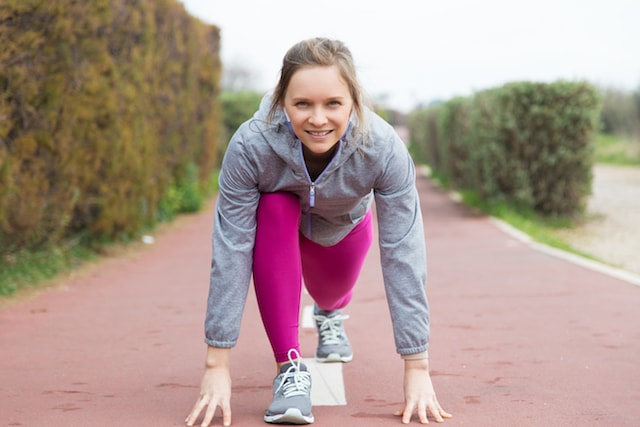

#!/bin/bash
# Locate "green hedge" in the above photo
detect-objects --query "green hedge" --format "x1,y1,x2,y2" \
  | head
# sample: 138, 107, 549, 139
408, 81, 601, 217
218, 90, 263, 166
0, 0, 221, 254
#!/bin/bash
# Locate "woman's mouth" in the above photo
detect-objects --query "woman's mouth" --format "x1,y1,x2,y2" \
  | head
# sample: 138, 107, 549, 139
306, 130, 333, 137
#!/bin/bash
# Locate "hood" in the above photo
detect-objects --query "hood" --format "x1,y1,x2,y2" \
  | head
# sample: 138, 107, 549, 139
253, 91, 285, 124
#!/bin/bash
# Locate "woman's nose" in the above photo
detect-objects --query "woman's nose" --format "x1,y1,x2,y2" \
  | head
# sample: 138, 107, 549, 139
308, 108, 328, 126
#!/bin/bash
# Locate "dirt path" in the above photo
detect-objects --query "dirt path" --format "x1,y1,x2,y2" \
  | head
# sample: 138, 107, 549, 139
553, 164, 640, 275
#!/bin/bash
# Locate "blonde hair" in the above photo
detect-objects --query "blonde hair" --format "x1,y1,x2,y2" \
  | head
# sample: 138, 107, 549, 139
268, 38, 367, 138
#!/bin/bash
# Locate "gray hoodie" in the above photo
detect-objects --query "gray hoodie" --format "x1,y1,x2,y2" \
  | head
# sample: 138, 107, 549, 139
204, 95, 430, 356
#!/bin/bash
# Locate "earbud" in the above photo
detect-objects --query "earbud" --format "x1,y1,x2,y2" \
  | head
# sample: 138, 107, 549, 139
283, 108, 295, 135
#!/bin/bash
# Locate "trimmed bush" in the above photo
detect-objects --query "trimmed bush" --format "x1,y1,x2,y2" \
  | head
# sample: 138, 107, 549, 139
218, 90, 263, 165
0, 0, 221, 255
408, 81, 601, 217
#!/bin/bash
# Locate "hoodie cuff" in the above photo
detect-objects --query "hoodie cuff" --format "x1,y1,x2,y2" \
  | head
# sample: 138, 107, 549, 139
400, 350, 429, 361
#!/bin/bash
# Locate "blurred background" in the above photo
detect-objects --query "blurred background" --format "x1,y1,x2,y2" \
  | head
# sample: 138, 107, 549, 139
181, 0, 640, 113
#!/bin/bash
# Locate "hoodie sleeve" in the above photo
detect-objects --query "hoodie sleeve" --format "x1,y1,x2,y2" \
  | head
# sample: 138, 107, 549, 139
204, 130, 260, 348
373, 130, 430, 356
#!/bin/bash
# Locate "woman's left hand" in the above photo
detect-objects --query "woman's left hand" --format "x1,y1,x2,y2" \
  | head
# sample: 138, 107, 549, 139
394, 358, 452, 424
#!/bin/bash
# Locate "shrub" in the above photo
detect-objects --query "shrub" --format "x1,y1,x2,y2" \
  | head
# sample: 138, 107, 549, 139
218, 90, 263, 164
408, 81, 601, 217
0, 0, 222, 256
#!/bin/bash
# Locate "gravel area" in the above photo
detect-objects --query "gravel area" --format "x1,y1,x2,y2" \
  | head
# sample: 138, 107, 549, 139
553, 164, 640, 275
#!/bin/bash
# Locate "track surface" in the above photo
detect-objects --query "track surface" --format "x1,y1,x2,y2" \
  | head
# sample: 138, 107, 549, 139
2, 173, 639, 426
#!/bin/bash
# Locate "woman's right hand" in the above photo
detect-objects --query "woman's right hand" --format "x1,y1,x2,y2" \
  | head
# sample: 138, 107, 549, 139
185, 347, 232, 427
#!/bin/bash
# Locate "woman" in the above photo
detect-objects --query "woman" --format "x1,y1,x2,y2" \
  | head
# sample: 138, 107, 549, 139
186, 37, 451, 426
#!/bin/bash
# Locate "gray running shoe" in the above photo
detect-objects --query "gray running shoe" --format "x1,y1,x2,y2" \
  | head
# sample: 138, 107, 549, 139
264, 349, 314, 424
313, 305, 353, 363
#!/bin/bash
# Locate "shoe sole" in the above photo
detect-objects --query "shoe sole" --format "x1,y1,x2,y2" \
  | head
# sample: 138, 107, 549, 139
315, 352, 353, 363
264, 407, 315, 424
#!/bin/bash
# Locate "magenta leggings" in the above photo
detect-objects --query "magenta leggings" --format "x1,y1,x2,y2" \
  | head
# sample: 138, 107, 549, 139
253, 192, 373, 363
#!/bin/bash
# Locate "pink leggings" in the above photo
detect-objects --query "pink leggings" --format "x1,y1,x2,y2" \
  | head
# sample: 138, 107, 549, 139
253, 192, 373, 363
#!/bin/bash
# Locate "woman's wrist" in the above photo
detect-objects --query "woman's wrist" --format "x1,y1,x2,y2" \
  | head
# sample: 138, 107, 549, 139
205, 346, 231, 369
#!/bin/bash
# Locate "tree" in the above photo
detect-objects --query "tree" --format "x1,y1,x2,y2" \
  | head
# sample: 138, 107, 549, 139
221, 59, 260, 91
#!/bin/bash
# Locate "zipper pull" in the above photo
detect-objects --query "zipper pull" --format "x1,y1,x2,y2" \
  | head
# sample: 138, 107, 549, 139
309, 183, 316, 207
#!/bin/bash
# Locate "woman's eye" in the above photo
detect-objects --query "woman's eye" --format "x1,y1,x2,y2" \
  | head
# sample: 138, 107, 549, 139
295, 101, 308, 107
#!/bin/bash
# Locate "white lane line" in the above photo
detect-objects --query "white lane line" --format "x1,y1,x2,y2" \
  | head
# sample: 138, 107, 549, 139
301, 304, 315, 329
305, 359, 347, 405
301, 304, 347, 406
489, 218, 640, 287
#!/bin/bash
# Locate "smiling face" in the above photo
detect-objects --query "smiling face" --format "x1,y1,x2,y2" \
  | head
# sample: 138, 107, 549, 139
283, 65, 353, 155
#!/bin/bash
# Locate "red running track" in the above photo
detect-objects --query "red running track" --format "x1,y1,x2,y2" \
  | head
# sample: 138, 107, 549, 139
1, 172, 639, 426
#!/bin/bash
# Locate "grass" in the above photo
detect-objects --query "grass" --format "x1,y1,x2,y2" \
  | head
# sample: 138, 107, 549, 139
594, 133, 640, 166
0, 171, 220, 301
0, 244, 97, 298
0, 220, 190, 301
455, 189, 600, 262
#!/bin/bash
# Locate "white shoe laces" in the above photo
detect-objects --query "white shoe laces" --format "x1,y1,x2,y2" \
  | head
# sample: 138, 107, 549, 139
314, 313, 349, 345
275, 349, 311, 398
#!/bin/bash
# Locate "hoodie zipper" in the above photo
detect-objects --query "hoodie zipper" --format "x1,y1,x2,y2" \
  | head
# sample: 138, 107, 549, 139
298, 140, 342, 235
309, 182, 316, 207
